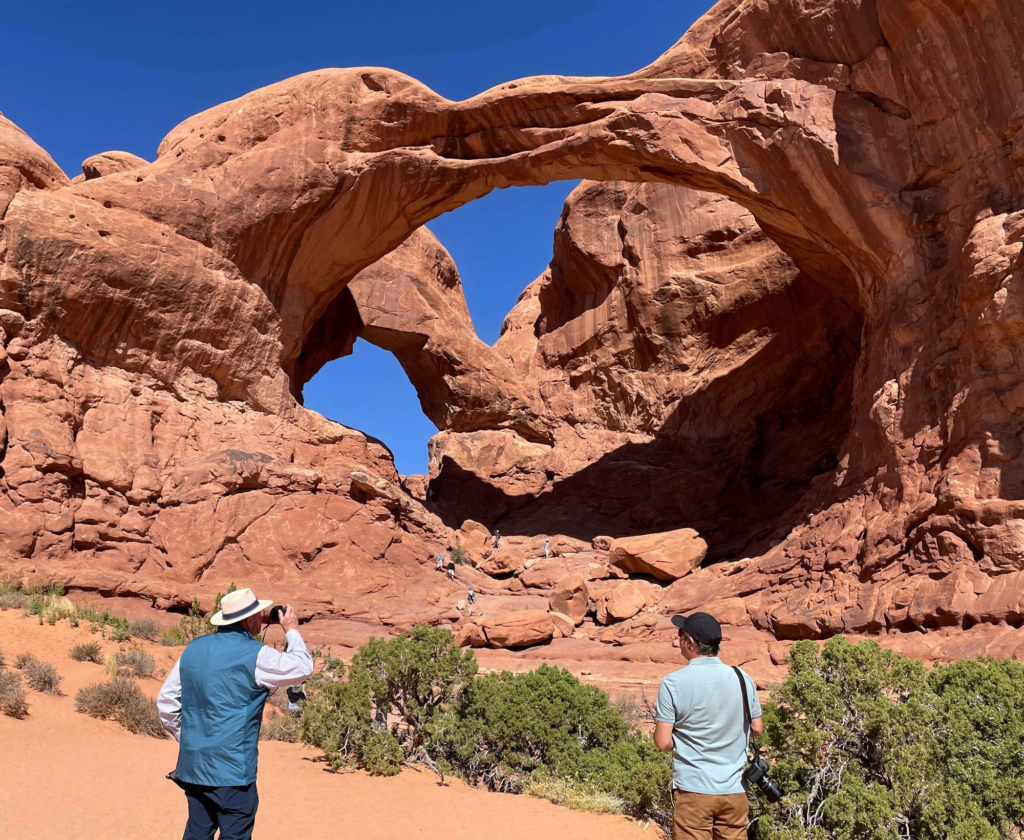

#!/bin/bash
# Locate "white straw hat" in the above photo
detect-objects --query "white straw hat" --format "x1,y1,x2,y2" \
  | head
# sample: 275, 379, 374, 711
209, 588, 273, 626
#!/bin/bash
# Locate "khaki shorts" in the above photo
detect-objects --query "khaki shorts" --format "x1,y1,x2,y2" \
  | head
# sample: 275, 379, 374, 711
672, 789, 748, 840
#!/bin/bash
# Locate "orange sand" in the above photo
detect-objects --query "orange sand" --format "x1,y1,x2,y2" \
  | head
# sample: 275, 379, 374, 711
0, 609, 654, 840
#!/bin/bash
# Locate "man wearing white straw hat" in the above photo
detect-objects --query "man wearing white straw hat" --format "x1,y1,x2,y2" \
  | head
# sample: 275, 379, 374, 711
157, 588, 313, 840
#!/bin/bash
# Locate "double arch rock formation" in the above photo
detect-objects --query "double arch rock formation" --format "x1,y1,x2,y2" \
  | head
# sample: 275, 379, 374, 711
2, 0, 1024, 673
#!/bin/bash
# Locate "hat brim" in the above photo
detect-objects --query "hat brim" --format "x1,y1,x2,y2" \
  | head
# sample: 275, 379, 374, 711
209, 599, 273, 626
670, 615, 687, 630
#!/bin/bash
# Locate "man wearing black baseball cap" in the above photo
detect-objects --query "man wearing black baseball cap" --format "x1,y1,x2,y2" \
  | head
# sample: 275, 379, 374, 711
653, 612, 762, 840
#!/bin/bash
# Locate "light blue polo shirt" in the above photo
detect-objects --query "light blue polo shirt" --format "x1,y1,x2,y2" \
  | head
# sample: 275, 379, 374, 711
655, 657, 762, 795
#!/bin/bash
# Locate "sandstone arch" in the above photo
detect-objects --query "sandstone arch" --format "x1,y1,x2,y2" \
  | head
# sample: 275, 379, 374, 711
0, 0, 1022, 664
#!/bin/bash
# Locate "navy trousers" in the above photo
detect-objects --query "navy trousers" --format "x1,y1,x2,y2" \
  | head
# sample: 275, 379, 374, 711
181, 782, 259, 840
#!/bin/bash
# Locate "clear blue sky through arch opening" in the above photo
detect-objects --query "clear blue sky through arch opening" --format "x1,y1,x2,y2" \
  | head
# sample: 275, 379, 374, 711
304, 181, 580, 476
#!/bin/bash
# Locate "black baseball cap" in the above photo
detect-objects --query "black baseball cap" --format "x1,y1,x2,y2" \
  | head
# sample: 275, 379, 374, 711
671, 612, 722, 644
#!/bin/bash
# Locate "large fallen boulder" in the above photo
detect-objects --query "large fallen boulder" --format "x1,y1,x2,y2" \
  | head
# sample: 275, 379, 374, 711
454, 609, 555, 648
595, 582, 648, 624
548, 611, 574, 638
477, 541, 527, 575
451, 519, 492, 566
610, 528, 708, 581
548, 573, 589, 625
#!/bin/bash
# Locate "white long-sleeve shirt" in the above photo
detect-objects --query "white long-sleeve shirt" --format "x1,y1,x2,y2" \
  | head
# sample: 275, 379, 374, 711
157, 629, 313, 742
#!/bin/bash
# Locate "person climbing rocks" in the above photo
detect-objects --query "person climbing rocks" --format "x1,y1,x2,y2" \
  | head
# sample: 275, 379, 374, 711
447, 559, 456, 580
157, 589, 313, 840
436, 554, 444, 572
544, 538, 550, 559
653, 612, 762, 840
494, 529, 500, 547
467, 586, 475, 605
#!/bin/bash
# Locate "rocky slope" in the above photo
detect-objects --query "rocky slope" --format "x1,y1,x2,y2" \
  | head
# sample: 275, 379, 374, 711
2, 0, 1024, 682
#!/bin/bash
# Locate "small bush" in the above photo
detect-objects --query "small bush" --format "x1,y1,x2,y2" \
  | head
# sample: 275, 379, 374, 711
261, 711, 302, 743
105, 621, 132, 642
450, 540, 467, 566
129, 617, 161, 641
74, 677, 166, 737
70, 642, 104, 664
13, 653, 36, 670
0, 591, 29, 611
0, 669, 28, 718
159, 627, 188, 647
0, 645, 5, 668
115, 649, 155, 678
24, 660, 63, 695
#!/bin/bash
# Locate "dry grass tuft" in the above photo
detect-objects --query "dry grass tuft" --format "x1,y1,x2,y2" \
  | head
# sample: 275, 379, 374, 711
70, 642, 104, 664
13, 652, 37, 670
0, 669, 28, 718
0, 591, 29, 611
129, 617, 161, 642
74, 677, 166, 737
524, 775, 626, 816
24, 660, 63, 695
115, 648, 156, 678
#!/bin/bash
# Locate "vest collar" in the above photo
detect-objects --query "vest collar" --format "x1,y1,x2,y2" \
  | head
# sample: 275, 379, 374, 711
216, 623, 255, 640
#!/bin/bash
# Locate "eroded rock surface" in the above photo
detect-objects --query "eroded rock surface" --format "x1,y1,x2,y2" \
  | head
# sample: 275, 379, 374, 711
2, 0, 1024, 682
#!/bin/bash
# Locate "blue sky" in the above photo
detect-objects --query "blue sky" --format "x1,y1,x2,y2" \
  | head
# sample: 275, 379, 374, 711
4, 0, 709, 475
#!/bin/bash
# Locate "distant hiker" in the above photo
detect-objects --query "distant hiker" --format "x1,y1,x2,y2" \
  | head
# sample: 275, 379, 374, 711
447, 560, 456, 580
436, 554, 444, 572
494, 529, 500, 547
653, 612, 762, 840
544, 538, 550, 559
158, 589, 313, 840
467, 586, 475, 605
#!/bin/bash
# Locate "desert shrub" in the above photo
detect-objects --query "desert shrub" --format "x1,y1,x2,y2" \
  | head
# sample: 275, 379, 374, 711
299, 626, 671, 821
160, 627, 189, 647
74, 677, 166, 737
350, 625, 478, 741
361, 729, 405, 776
115, 648, 155, 678
105, 621, 133, 642
24, 660, 63, 695
261, 710, 302, 743
0, 669, 28, 718
129, 617, 161, 641
0, 590, 29, 611
0, 645, 5, 668
450, 540, 467, 565
70, 642, 104, 664
752, 637, 1024, 840
13, 652, 36, 669
300, 660, 375, 769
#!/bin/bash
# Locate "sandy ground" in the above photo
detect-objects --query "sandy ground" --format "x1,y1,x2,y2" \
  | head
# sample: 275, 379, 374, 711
0, 609, 654, 840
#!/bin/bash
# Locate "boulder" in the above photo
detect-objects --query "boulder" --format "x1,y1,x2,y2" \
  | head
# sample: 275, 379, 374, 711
549, 611, 574, 638
455, 610, 555, 649
452, 519, 492, 566
595, 582, 648, 624
548, 573, 590, 625
477, 542, 527, 575
610, 528, 708, 581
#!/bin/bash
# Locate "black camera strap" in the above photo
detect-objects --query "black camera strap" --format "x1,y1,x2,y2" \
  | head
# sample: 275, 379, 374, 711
733, 665, 752, 735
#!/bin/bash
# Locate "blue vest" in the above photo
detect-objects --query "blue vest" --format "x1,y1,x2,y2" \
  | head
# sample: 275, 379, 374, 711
175, 625, 268, 786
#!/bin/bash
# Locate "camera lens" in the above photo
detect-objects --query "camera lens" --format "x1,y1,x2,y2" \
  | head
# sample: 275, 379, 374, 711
758, 776, 784, 804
